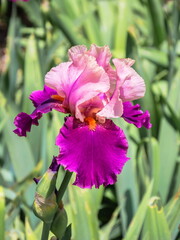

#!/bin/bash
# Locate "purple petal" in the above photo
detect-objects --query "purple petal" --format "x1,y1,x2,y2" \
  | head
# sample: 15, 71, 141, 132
14, 101, 67, 137
33, 177, 41, 184
56, 117, 129, 189
122, 101, 152, 129
13, 112, 42, 137
30, 85, 57, 107
49, 156, 60, 172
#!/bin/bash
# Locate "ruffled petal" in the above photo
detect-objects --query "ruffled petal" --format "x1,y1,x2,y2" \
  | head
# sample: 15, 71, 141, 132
45, 54, 110, 122
56, 117, 129, 188
13, 112, 41, 137
14, 100, 67, 137
45, 62, 72, 98
68, 45, 87, 61
96, 98, 123, 121
30, 85, 57, 107
97, 71, 123, 120
68, 54, 110, 121
87, 44, 112, 68
113, 58, 145, 101
122, 102, 152, 129
68, 44, 112, 69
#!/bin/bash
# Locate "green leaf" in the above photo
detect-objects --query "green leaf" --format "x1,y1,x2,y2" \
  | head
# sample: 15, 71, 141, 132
49, 8, 83, 46
150, 138, 160, 195
22, 34, 44, 162
139, 48, 168, 67
147, 0, 166, 46
7, 5, 20, 99
100, 207, 120, 240
159, 69, 180, 202
165, 190, 180, 239
3, 107, 35, 182
17, 0, 43, 27
51, 208, 68, 239
66, 179, 104, 240
23, 35, 43, 113
0, 186, 5, 240
78, 0, 102, 45
25, 218, 38, 240
124, 181, 153, 240
142, 197, 171, 240
114, 0, 132, 58
97, 1, 115, 46
62, 224, 72, 240
115, 119, 139, 234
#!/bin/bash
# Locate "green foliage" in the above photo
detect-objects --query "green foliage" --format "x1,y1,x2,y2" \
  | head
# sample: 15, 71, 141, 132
0, 0, 180, 239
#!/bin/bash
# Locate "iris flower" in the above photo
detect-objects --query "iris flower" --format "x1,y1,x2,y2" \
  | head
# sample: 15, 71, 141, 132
14, 44, 152, 188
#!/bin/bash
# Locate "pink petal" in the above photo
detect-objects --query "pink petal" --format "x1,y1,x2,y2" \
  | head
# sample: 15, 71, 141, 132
45, 62, 72, 98
56, 117, 129, 188
97, 70, 123, 119
78, 95, 105, 119
45, 54, 110, 121
97, 69, 119, 121
113, 58, 145, 101
67, 54, 110, 121
87, 44, 112, 68
68, 45, 87, 61
96, 98, 123, 120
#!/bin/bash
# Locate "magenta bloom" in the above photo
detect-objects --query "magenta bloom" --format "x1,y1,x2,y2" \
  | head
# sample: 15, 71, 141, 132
14, 44, 152, 188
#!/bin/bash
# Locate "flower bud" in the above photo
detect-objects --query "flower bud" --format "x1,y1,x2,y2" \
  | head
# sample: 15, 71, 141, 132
51, 207, 68, 239
33, 157, 59, 223
33, 192, 58, 223
35, 169, 57, 199
35, 157, 59, 198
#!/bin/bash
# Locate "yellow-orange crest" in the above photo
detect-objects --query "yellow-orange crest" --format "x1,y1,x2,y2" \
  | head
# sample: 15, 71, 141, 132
85, 117, 97, 131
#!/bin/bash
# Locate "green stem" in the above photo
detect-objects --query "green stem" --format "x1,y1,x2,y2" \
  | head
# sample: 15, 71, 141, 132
41, 222, 51, 240
57, 171, 73, 204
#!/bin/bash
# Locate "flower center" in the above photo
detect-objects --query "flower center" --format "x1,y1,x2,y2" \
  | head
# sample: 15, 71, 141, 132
85, 117, 96, 131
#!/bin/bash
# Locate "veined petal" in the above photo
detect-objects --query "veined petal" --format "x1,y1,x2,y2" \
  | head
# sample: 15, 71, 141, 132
56, 117, 129, 188
113, 58, 145, 101
122, 102, 152, 129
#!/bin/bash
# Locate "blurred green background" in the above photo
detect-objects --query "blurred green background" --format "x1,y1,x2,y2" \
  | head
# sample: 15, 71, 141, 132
0, 0, 180, 239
